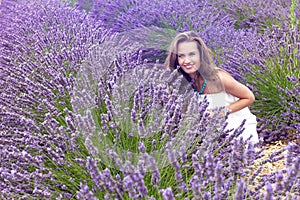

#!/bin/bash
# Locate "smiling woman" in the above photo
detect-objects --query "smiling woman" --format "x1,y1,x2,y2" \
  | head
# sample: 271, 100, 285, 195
165, 31, 260, 145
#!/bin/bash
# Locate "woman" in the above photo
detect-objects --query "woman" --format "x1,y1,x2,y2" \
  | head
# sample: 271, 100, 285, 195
165, 31, 259, 144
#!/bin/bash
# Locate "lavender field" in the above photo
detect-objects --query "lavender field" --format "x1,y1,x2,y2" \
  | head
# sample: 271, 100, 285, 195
0, 0, 299, 199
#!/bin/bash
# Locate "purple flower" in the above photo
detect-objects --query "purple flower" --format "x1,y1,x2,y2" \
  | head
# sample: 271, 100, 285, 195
160, 188, 175, 200
76, 183, 98, 200
234, 179, 246, 200
264, 183, 274, 200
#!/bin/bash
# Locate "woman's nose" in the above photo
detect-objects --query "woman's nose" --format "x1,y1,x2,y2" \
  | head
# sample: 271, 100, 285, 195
184, 57, 191, 63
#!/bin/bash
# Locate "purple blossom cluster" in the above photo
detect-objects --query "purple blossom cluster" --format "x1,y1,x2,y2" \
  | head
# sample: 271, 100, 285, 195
245, 25, 300, 142
76, 0, 297, 80
0, 0, 299, 199
213, 0, 299, 29
0, 0, 111, 198
77, 0, 263, 77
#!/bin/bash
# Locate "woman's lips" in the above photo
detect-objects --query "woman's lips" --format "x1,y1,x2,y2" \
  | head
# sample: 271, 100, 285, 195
184, 65, 193, 69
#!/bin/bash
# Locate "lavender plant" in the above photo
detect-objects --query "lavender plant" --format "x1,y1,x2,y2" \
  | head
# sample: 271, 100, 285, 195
213, 0, 299, 30
245, 23, 299, 142
74, 0, 277, 83
1, 0, 300, 199
70, 31, 293, 199
0, 0, 112, 198
209, 0, 300, 142
69, 0, 298, 199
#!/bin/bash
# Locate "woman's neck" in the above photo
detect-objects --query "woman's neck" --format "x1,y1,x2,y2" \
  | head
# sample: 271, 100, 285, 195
191, 73, 205, 91
189, 72, 198, 80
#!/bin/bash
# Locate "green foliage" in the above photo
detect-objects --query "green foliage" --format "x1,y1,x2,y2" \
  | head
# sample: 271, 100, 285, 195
246, 30, 299, 128
44, 137, 96, 199
289, 0, 297, 29
61, 0, 78, 6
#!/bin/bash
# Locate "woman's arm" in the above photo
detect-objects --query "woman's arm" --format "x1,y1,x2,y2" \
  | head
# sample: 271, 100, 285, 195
218, 70, 255, 114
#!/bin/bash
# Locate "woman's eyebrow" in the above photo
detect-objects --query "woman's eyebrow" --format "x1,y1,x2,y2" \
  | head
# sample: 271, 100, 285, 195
178, 51, 196, 55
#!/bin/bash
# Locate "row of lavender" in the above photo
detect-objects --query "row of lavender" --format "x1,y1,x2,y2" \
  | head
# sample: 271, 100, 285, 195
0, 0, 299, 199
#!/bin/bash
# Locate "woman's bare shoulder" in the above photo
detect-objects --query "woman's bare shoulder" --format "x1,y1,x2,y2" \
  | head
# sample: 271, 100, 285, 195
215, 68, 235, 82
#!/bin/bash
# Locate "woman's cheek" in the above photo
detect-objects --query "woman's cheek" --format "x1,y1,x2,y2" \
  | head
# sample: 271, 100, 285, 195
178, 58, 183, 66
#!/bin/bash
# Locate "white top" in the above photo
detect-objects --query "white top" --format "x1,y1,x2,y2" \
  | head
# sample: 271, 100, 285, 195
198, 91, 259, 144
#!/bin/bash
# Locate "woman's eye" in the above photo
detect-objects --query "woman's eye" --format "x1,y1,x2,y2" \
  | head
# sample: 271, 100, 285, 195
189, 52, 196, 56
178, 54, 184, 58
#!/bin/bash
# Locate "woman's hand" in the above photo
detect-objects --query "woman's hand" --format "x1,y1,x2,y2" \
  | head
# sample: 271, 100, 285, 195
207, 107, 231, 119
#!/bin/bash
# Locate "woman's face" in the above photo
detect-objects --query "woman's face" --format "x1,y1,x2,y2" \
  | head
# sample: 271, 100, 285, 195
177, 41, 201, 77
